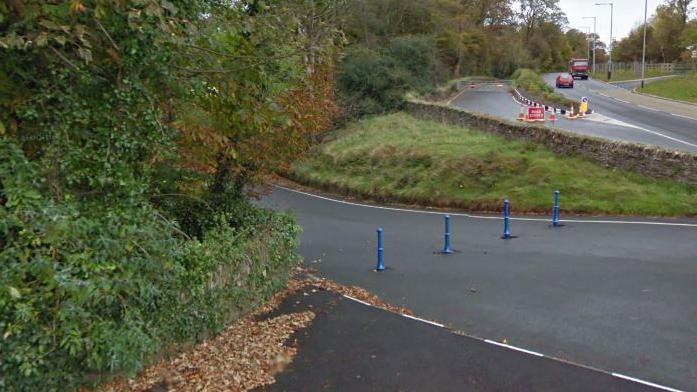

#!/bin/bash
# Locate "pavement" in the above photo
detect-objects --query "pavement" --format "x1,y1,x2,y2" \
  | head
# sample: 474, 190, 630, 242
260, 186, 697, 391
610, 75, 680, 91
260, 287, 658, 392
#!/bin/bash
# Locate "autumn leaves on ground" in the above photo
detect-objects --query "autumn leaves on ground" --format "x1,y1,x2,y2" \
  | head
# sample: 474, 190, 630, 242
99, 272, 412, 392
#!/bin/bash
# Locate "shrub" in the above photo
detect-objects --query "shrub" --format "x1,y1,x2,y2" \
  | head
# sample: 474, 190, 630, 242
0, 139, 301, 390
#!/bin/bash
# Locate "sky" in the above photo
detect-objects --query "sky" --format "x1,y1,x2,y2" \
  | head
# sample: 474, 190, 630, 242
558, 0, 665, 44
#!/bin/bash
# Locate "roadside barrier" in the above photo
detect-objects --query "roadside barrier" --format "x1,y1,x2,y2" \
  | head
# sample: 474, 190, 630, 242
441, 215, 454, 254
502, 199, 512, 239
567, 105, 577, 120
552, 191, 561, 227
376, 228, 385, 271
512, 88, 593, 116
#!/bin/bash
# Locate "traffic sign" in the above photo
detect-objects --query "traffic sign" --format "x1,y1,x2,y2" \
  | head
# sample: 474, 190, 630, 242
580, 97, 589, 115
527, 107, 545, 122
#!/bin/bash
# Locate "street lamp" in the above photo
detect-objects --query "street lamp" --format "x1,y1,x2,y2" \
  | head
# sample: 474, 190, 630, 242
596, 2, 614, 80
583, 16, 597, 76
641, 0, 648, 88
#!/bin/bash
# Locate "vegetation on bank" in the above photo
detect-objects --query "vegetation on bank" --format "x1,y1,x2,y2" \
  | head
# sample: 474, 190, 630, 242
591, 69, 673, 82
640, 73, 697, 103
512, 69, 572, 107
1, 1, 333, 390
292, 113, 697, 216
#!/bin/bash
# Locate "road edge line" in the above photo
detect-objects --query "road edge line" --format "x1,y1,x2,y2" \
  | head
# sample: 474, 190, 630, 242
273, 185, 697, 228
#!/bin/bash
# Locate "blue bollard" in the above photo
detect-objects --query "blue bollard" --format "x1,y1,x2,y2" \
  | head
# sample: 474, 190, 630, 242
552, 190, 560, 227
442, 215, 453, 254
376, 228, 385, 271
502, 199, 512, 239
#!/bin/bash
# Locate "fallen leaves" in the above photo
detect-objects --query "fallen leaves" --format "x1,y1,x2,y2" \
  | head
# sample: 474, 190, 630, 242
100, 311, 315, 392
97, 269, 413, 392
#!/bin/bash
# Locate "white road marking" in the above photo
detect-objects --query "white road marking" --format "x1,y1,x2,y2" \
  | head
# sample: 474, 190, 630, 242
341, 292, 685, 392
671, 113, 695, 120
612, 373, 684, 392
614, 98, 630, 104
446, 87, 470, 106
342, 294, 372, 307
484, 340, 545, 357
401, 314, 445, 328
584, 113, 697, 150
638, 105, 660, 112
273, 185, 697, 228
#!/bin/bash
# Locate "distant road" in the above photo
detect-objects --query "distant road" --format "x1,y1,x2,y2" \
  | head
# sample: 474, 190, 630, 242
448, 82, 697, 153
542, 73, 697, 151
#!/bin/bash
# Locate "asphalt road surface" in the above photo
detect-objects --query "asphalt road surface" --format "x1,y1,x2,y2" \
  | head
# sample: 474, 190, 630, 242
261, 289, 657, 392
542, 74, 697, 151
450, 79, 697, 153
261, 186, 697, 391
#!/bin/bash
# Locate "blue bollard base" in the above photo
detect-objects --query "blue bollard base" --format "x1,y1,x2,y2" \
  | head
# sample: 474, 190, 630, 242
436, 248, 457, 255
373, 266, 390, 272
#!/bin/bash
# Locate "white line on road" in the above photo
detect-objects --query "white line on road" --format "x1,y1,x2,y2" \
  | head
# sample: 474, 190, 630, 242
342, 294, 372, 307
273, 185, 697, 228
638, 105, 660, 112
614, 98, 630, 104
401, 313, 445, 328
612, 373, 684, 392
671, 113, 695, 120
484, 339, 545, 357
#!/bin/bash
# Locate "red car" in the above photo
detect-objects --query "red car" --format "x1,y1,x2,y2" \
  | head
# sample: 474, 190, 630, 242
555, 73, 574, 88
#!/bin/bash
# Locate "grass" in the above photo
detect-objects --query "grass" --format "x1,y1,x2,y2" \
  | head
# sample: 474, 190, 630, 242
512, 68, 572, 108
292, 112, 697, 216
639, 73, 697, 104
591, 69, 672, 82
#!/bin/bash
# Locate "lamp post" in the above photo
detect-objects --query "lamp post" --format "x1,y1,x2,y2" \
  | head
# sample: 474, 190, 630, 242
595, 2, 614, 80
641, 0, 648, 89
583, 16, 597, 76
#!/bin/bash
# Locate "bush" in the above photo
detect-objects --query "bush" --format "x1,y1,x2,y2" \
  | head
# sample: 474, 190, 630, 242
0, 139, 301, 391
512, 68, 571, 107
337, 35, 447, 118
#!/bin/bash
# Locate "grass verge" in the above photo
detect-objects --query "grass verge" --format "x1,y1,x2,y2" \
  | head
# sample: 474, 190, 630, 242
639, 73, 697, 104
592, 69, 672, 82
511, 68, 573, 108
291, 112, 697, 216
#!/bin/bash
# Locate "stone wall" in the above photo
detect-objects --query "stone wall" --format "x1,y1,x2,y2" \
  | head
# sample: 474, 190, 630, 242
405, 100, 697, 184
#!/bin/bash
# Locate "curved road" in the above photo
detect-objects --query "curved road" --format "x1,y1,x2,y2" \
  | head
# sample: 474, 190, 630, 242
542, 74, 697, 151
449, 79, 697, 153
261, 186, 697, 391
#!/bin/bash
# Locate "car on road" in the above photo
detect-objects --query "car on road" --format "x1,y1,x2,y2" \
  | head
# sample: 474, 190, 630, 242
555, 73, 574, 88
570, 58, 590, 79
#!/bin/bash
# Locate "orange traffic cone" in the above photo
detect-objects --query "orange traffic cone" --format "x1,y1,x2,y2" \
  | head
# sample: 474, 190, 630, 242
549, 112, 556, 122
517, 107, 526, 121
567, 105, 577, 120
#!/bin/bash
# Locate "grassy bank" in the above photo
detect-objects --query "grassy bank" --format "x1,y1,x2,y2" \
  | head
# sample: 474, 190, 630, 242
592, 69, 672, 82
292, 113, 697, 216
512, 68, 572, 108
640, 73, 697, 104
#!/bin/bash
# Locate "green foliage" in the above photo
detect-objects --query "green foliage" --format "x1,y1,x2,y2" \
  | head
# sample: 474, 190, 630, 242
292, 112, 697, 216
338, 35, 445, 118
0, 138, 301, 390
511, 68, 570, 106
1, 1, 318, 389
641, 73, 697, 104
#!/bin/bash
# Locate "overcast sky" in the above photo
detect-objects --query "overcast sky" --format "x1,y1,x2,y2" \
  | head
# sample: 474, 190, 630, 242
559, 0, 665, 43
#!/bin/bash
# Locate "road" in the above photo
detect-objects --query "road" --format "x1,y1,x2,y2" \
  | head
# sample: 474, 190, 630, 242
448, 79, 697, 153
261, 186, 697, 391
263, 288, 656, 391
542, 74, 697, 151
